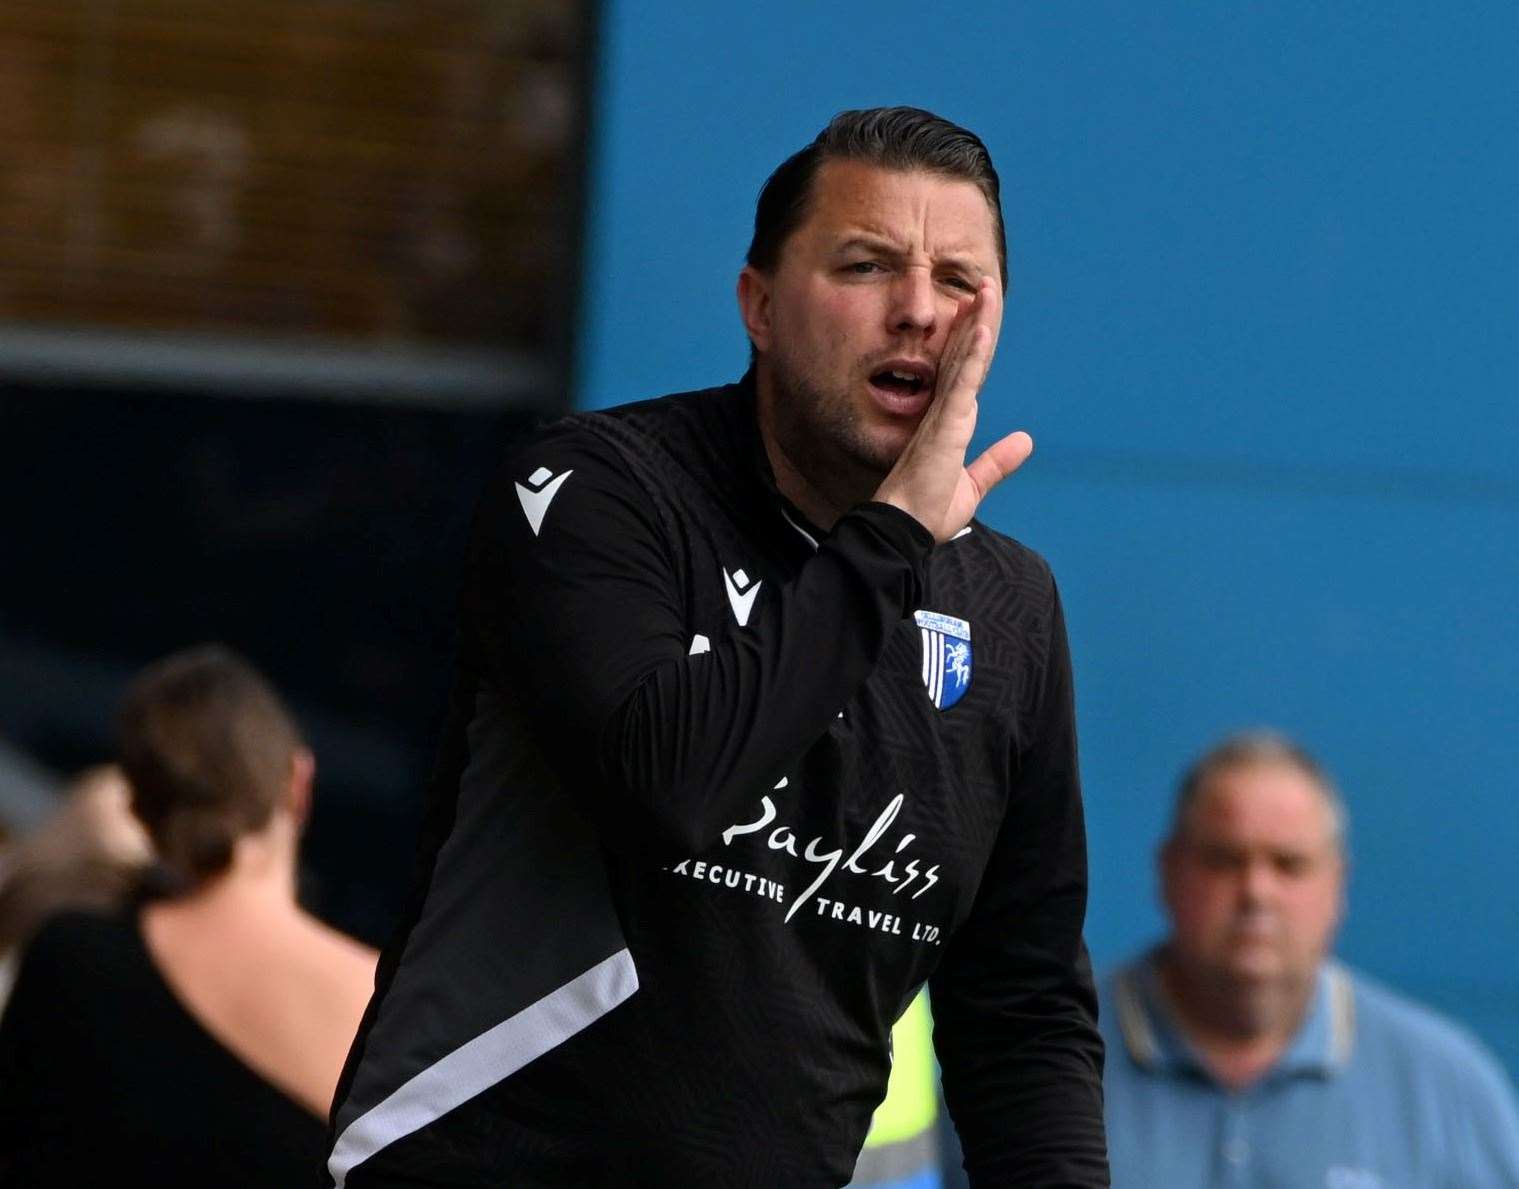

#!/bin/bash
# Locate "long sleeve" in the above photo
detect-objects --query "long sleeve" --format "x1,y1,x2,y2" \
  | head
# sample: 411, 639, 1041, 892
928, 578, 1109, 1186
463, 421, 934, 859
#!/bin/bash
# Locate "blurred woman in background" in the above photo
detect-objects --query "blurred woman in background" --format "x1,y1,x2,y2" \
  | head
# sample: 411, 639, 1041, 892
0, 645, 377, 1186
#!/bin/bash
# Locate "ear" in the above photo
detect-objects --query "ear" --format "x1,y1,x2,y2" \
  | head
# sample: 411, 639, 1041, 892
286, 747, 315, 830
1158, 837, 1181, 917
737, 266, 774, 354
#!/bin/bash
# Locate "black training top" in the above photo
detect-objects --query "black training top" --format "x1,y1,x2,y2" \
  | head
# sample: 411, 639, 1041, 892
329, 375, 1108, 1188
0, 910, 327, 1187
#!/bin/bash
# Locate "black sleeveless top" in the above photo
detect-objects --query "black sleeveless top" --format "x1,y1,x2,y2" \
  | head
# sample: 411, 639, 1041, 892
0, 910, 325, 1187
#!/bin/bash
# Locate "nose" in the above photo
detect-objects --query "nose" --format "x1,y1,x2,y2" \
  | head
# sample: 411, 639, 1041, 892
1239, 858, 1277, 906
888, 267, 937, 338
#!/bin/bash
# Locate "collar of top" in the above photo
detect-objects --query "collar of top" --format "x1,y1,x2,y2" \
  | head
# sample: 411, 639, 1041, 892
730, 366, 826, 553
1113, 947, 1356, 1085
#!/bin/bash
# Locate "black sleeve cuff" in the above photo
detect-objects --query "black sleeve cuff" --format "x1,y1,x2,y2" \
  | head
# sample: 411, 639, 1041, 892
847, 500, 935, 555
832, 501, 935, 615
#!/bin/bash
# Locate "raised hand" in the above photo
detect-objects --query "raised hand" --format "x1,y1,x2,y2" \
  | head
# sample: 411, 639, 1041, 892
873, 277, 1033, 542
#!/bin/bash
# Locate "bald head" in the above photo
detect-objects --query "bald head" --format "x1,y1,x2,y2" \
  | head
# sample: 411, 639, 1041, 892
1168, 731, 1345, 856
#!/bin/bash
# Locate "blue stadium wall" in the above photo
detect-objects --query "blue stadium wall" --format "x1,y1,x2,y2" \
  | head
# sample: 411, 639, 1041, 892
574, 3, 1519, 1075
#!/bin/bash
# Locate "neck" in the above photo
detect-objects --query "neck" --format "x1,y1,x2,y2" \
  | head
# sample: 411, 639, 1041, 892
753, 364, 881, 530
157, 829, 300, 919
1157, 946, 1315, 1090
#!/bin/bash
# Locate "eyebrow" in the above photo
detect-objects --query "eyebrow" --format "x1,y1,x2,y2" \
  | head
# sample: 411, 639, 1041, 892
832, 234, 904, 257
831, 235, 982, 274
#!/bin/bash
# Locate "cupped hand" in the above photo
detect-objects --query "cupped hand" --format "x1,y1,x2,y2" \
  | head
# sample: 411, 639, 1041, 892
874, 277, 1033, 542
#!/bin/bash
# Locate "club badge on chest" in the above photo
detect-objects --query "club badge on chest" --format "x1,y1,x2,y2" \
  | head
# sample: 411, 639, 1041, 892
914, 609, 972, 710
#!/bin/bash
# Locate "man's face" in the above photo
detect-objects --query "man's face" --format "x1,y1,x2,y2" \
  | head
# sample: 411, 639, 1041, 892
1162, 762, 1345, 996
739, 159, 1001, 479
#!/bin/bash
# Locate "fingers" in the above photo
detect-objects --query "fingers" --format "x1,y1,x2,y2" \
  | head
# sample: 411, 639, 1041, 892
972, 275, 1003, 365
933, 278, 1003, 422
965, 430, 1034, 502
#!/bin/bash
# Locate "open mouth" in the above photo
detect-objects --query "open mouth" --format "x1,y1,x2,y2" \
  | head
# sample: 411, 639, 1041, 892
867, 360, 936, 410
870, 368, 927, 397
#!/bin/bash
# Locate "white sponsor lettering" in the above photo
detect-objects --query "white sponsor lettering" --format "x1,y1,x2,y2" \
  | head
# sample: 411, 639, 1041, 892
666, 858, 784, 904
720, 788, 941, 924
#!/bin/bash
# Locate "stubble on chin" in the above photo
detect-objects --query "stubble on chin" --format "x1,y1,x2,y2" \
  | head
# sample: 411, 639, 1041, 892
767, 358, 898, 489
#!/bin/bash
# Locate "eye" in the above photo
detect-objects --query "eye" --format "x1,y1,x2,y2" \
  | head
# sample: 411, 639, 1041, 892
941, 274, 977, 293
1197, 844, 1243, 872
844, 260, 884, 276
1274, 854, 1310, 877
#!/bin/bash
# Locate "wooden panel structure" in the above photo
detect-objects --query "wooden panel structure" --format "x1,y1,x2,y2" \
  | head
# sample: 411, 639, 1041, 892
0, 0, 585, 350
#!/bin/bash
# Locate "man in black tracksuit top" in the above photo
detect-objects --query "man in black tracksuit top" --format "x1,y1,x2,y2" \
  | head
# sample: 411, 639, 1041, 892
329, 108, 1108, 1187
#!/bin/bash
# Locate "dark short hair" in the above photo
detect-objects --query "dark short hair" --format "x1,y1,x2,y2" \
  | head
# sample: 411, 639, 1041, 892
746, 106, 1007, 287
118, 644, 303, 886
1168, 730, 1347, 850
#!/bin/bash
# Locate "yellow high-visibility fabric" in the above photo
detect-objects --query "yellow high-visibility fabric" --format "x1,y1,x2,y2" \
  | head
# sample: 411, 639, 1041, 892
861, 989, 936, 1148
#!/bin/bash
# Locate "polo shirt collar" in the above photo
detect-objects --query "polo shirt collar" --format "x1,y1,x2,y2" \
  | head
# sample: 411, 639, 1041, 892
1114, 948, 1356, 1083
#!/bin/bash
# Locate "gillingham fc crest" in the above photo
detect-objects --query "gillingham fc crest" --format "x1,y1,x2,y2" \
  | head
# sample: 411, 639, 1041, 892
914, 610, 972, 710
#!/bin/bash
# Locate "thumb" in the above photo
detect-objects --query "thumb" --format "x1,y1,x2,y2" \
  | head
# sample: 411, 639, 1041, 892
965, 431, 1034, 503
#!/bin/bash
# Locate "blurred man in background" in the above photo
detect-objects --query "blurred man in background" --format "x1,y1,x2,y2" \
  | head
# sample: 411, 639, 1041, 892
1100, 731, 1519, 1186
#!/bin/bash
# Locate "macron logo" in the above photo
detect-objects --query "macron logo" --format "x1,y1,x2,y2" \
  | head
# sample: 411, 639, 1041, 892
723, 567, 761, 627
514, 466, 573, 537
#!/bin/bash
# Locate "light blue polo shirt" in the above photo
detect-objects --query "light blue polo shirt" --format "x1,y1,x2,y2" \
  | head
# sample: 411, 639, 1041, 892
1099, 949, 1519, 1188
